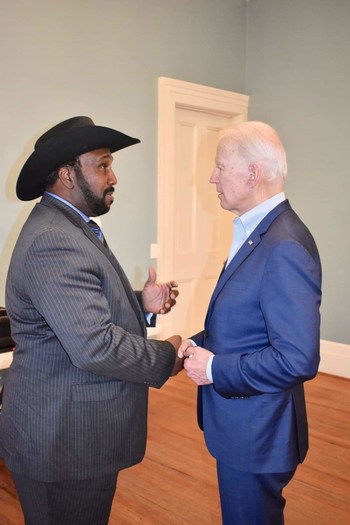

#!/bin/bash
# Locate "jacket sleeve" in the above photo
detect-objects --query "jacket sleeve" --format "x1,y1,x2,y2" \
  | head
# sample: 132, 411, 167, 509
191, 331, 206, 347
21, 229, 175, 387
212, 241, 321, 397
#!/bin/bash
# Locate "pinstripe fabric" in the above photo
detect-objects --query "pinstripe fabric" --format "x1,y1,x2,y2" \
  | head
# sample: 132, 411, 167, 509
12, 471, 118, 525
0, 193, 175, 482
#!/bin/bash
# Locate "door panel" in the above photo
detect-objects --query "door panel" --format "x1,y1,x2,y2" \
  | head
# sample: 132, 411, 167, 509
156, 78, 249, 339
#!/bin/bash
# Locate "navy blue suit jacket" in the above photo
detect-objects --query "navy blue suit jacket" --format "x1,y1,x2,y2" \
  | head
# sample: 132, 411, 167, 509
192, 200, 321, 474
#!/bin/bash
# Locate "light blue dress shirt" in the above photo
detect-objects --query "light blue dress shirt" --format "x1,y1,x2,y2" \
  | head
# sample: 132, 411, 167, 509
206, 192, 286, 382
46, 192, 91, 223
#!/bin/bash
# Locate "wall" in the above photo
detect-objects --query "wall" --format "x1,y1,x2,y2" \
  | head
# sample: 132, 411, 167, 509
0, 0, 247, 299
1, 0, 348, 373
246, 0, 350, 347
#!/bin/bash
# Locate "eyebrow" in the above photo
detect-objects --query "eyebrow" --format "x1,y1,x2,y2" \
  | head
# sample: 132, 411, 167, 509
96, 153, 114, 162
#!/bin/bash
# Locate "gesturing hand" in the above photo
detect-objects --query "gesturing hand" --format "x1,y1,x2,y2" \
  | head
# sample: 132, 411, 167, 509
142, 267, 179, 314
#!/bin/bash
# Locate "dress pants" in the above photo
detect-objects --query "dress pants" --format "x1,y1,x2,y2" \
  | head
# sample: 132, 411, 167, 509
217, 461, 296, 525
11, 471, 118, 525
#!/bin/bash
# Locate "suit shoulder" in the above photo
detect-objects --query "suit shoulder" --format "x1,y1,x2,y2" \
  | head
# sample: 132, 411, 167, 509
264, 208, 320, 262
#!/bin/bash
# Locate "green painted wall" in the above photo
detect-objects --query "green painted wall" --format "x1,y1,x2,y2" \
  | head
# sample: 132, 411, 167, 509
0, 0, 246, 296
246, 0, 350, 343
1, 0, 349, 344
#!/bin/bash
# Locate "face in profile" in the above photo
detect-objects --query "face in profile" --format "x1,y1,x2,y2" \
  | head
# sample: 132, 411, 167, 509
210, 140, 251, 216
74, 148, 117, 216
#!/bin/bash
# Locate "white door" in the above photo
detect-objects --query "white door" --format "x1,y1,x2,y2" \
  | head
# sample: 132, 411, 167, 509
155, 78, 249, 339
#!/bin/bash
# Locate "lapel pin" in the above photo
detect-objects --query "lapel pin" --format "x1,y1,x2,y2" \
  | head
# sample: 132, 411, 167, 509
248, 239, 253, 245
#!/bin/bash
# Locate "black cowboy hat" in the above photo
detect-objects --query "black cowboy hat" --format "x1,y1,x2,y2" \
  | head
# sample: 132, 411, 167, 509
16, 116, 140, 201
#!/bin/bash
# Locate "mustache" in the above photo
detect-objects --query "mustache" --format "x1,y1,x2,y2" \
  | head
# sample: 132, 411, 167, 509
103, 187, 115, 197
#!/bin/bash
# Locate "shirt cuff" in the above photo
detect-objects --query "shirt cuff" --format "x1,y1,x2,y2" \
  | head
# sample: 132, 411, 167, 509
145, 312, 153, 325
206, 355, 214, 383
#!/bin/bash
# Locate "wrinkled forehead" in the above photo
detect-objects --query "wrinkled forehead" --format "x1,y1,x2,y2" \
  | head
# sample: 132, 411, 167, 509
218, 131, 240, 150
217, 135, 241, 159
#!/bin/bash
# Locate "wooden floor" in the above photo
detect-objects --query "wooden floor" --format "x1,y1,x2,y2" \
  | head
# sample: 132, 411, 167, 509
0, 372, 349, 524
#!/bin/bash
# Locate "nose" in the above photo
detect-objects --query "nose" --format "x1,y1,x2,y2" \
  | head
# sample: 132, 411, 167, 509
109, 168, 117, 186
209, 167, 219, 184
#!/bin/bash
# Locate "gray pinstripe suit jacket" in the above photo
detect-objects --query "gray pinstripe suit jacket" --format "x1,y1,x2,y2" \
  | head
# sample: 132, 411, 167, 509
0, 193, 175, 481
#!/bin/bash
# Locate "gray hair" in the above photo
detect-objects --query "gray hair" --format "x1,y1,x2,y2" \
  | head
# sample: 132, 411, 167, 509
220, 121, 287, 181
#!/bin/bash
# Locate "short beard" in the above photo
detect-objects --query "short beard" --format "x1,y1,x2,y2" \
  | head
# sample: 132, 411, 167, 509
74, 161, 111, 217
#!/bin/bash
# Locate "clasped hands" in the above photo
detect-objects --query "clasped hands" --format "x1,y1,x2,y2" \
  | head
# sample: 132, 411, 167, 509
165, 337, 214, 383
142, 268, 213, 385
178, 339, 214, 386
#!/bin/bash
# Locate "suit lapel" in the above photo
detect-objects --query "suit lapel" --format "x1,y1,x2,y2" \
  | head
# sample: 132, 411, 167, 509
205, 200, 291, 326
41, 194, 146, 332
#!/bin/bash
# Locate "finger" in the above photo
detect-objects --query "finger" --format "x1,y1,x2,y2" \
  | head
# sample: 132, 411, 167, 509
166, 298, 176, 307
179, 340, 192, 352
146, 266, 157, 285
178, 346, 188, 358
159, 306, 169, 314
159, 307, 169, 314
183, 347, 194, 358
184, 359, 191, 371
159, 302, 171, 314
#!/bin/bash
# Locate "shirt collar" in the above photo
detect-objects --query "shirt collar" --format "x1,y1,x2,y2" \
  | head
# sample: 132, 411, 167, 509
45, 192, 90, 223
235, 192, 286, 238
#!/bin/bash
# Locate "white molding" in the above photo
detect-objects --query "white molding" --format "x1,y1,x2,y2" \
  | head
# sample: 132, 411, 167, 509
319, 339, 350, 378
147, 326, 162, 340
0, 351, 13, 370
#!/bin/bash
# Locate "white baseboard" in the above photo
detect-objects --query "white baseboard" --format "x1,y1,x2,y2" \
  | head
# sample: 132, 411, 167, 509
319, 339, 350, 378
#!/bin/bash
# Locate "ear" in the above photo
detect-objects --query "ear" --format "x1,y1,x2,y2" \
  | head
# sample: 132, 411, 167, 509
58, 166, 74, 189
247, 163, 261, 186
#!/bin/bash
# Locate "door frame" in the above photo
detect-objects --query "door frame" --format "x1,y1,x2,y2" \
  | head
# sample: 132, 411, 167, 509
156, 77, 249, 280
148, 78, 248, 338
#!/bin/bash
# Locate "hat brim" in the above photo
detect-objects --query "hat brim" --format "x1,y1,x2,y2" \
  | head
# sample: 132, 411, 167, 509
16, 125, 140, 201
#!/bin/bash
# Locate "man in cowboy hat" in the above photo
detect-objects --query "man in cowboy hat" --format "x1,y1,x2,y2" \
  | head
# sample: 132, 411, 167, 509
0, 116, 183, 525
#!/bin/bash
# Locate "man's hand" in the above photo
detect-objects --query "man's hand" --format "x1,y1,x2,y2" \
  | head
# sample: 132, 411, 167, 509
178, 339, 195, 358
166, 335, 184, 376
178, 342, 213, 386
142, 267, 179, 314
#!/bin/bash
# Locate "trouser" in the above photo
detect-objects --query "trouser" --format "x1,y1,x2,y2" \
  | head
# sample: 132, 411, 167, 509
217, 461, 296, 525
11, 471, 118, 525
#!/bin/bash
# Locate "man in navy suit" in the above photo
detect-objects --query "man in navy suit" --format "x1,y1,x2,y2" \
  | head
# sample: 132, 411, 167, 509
179, 121, 322, 525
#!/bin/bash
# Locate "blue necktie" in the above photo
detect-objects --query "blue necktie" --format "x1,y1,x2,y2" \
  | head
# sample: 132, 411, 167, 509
88, 220, 105, 244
